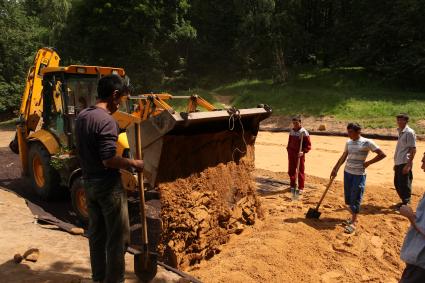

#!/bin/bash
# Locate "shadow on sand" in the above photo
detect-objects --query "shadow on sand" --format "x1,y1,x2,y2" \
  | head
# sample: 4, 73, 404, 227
256, 176, 290, 196
283, 216, 342, 231
0, 259, 89, 283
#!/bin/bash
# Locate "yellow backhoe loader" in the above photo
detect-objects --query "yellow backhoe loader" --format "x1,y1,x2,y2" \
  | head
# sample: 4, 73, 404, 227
10, 47, 272, 278
9, 47, 133, 222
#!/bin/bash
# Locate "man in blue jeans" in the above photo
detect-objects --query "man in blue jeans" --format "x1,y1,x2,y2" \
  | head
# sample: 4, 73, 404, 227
399, 152, 425, 282
76, 75, 144, 283
331, 123, 386, 234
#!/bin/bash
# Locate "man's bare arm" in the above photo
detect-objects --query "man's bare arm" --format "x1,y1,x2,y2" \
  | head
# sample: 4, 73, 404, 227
331, 151, 348, 178
103, 156, 144, 171
403, 147, 416, 174
364, 149, 386, 168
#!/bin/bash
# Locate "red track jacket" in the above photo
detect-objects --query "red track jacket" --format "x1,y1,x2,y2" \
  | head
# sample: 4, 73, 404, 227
286, 127, 312, 154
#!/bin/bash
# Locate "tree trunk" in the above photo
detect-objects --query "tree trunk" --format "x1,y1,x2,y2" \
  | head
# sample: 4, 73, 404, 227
274, 44, 289, 83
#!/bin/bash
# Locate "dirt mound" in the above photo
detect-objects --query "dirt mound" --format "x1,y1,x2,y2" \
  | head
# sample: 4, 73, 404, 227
156, 130, 261, 269
190, 170, 412, 282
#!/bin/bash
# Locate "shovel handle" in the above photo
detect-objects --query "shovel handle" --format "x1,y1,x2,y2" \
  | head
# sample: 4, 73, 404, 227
315, 176, 335, 210
294, 133, 304, 189
135, 124, 148, 247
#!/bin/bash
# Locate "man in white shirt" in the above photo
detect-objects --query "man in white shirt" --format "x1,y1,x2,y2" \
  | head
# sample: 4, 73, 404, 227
394, 113, 416, 209
331, 123, 386, 234
399, 152, 425, 283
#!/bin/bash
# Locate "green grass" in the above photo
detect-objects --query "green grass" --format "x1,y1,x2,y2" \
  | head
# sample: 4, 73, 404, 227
205, 67, 425, 133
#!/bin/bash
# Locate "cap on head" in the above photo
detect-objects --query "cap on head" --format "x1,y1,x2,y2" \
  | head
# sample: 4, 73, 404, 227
97, 74, 128, 100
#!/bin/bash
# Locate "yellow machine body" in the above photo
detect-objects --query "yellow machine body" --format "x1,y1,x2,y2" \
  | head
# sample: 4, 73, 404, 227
12, 47, 129, 189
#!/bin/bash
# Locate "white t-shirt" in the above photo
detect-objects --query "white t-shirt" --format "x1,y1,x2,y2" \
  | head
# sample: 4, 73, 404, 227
394, 125, 416, 165
344, 137, 379, 175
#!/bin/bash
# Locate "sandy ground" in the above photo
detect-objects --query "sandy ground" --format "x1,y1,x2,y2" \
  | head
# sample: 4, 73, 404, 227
0, 188, 182, 283
0, 129, 14, 149
190, 172, 417, 283
1, 129, 423, 282
0, 130, 181, 283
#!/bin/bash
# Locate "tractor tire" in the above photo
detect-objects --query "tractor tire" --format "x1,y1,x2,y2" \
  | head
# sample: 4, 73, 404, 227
70, 176, 89, 227
28, 142, 61, 200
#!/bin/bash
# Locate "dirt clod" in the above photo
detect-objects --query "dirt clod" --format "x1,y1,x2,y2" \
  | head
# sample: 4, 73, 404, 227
13, 253, 23, 264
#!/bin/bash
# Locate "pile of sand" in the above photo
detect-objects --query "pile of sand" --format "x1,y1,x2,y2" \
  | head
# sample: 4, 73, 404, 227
159, 162, 260, 268
155, 130, 261, 268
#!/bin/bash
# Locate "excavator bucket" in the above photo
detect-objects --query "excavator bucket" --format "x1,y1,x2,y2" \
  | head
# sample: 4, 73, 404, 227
127, 106, 271, 188
126, 105, 271, 268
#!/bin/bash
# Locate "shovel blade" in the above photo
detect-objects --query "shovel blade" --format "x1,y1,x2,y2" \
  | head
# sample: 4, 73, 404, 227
134, 252, 158, 283
291, 188, 300, 201
306, 208, 321, 219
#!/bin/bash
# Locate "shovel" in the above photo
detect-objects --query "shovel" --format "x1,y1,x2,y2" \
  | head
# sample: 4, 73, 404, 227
291, 132, 304, 201
306, 176, 335, 219
134, 123, 158, 283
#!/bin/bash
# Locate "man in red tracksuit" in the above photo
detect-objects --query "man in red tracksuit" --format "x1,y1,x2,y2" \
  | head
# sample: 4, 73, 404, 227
287, 116, 312, 194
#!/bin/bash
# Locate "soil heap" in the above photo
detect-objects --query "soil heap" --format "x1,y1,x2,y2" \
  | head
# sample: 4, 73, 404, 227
155, 130, 261, 269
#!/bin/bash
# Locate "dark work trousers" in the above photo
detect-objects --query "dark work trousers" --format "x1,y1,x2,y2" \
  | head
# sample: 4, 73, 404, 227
400, 264, 425, 283
84, 175, 130, 283
288, 150, 305, 190
394, 164, 413, 205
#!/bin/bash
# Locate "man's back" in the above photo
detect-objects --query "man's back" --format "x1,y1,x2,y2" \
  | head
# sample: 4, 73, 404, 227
75, 106, 119, 179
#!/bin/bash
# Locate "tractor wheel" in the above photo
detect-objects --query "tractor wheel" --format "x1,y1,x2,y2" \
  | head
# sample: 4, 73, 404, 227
28, 143, 61, 200
70, 177, 89, 226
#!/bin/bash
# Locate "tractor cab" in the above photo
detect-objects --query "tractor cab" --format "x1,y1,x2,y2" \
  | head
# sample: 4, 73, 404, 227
40, 65, 126, 148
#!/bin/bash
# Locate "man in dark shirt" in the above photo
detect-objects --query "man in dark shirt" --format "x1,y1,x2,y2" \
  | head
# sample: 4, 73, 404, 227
75, 74, 144, 283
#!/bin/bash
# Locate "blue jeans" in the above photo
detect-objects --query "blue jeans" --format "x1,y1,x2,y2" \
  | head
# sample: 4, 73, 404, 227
344, 171, 366, 214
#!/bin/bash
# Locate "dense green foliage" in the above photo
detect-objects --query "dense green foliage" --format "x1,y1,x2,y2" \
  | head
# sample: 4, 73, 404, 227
0, 0, 41, 112
1, 0, 425, 115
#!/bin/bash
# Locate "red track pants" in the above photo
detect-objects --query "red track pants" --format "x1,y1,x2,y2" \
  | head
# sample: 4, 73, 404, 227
288, 150, 305, 190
